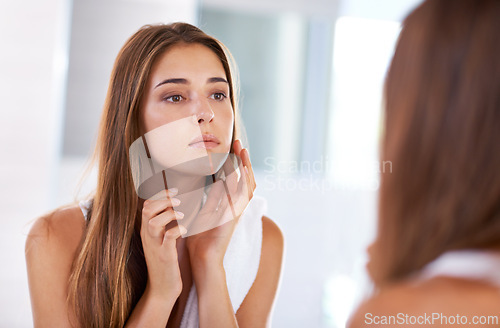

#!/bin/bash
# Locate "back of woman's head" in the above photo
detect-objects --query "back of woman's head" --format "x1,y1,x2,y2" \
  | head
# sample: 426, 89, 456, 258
371, 0, 500, 287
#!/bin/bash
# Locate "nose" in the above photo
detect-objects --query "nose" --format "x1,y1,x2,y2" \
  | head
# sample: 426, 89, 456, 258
194, 99, 214, 125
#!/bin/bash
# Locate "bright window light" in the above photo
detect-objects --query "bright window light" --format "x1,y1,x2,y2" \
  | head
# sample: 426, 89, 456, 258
326, 17, 400, 190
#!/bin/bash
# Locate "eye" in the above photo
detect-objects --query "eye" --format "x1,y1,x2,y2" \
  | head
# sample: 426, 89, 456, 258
164, 95, 184, 103
210, 92, 227, 101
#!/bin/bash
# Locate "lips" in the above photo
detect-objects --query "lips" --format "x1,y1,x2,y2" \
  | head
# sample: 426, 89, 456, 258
189, 134, 221, 149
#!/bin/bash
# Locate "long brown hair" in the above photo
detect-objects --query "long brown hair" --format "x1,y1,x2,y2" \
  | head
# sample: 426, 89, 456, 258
370, 0, 500, 287
67, 23, 241, 327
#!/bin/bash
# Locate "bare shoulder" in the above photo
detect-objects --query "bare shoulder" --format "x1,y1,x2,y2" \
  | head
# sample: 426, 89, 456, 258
348, 277, 500, 328
235, 216, 284, 327
25, 203, 87, 282
25, 204, 87, 326
261, 216, 285, 254
348, 282, 424, 327
26, 204, 86, 254
257, 216, 284, 286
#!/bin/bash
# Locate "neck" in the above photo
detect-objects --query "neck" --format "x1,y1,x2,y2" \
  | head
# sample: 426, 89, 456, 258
163, 169, 207, 196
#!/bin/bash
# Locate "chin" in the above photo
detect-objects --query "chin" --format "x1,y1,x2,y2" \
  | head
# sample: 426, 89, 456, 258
167, 152, 229, 177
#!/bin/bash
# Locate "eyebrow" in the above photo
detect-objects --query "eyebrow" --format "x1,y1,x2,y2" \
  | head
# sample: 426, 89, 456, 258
154, 77, 228, 89
207, 77, 228, 84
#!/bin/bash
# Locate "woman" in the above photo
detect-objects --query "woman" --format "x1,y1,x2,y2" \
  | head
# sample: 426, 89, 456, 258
25, 23, 284, 328
349, 0, 500, 326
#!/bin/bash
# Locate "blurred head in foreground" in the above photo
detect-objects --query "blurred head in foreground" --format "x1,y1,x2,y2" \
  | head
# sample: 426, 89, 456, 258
370, 0, 500, 287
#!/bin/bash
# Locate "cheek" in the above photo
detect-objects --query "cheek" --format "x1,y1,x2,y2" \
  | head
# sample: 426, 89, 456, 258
143, 113, 169, 133
222, 107, 235, 136
141, 102, 184, 134
220, 108, 235, 151
143, 116, 199, 169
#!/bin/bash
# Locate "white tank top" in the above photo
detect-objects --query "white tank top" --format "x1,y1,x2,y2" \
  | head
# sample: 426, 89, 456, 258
79, 195, 267, 327
418, 249, 500, 287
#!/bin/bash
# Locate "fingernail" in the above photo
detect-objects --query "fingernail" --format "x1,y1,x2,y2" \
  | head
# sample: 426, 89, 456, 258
172, 198, 181, 206
179, 225, 187, 234
175, 211, 184, 219
169, 188, 178, 195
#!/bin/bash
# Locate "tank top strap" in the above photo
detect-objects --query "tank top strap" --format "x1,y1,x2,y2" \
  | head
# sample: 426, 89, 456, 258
418, 249, 500, 288
78, 198, 93, 221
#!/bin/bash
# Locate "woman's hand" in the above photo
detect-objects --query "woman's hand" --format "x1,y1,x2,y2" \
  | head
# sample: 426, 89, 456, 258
140, 188, 186, 300
186, 139, 256, 268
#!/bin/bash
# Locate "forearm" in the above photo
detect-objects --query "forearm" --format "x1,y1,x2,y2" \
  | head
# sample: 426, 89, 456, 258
125, 285, 178, 328
192, 262, 238, 328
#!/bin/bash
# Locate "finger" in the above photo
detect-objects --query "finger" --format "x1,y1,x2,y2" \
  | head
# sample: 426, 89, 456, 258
215, 158, 238, 213
164, 224, 187, 241
235, 161, 250, 199
222, 156, 239, 195
241, 149, 256, 192
235, 147, 252, 181
147, 188, 178, 201
233, 139, 243, 156
221, 179, 237, 219
238, 161, 254, 202
240, 147, 250, 166
147, 210, 184, 238
240, 149, 253, 179
202, 180, 225, 213
142, 197, 181, 224
237, 150, 255, 192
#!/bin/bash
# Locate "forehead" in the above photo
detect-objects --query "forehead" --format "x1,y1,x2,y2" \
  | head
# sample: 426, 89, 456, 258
150, 43, 226, 81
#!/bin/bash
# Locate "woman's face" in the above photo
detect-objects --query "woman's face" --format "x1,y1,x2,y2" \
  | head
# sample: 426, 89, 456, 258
139, 43, 234, 175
